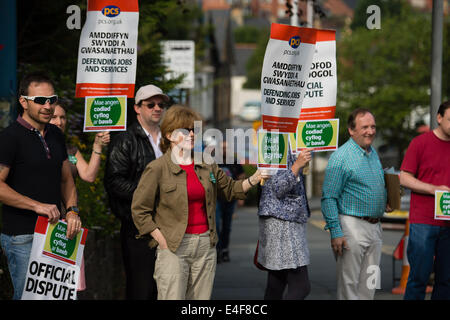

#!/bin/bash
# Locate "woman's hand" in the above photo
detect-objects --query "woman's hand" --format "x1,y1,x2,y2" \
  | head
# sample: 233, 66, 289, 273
151, 228, 169, 250
242, 169, 273, 191
251, 169, 272, 185
93, 131, 110, 151
291, 149, 312, 176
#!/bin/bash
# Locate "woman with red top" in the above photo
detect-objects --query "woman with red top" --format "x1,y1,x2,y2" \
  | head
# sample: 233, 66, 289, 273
132, 105, 268, 300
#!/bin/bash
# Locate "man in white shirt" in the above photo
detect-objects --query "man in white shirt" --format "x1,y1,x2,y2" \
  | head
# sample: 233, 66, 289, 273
134, 85, 166, 159
104, 84, 169, 299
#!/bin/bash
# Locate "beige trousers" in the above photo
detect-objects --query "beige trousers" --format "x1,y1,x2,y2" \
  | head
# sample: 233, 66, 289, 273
154, 231, 217, 300
336, 214, 382, 300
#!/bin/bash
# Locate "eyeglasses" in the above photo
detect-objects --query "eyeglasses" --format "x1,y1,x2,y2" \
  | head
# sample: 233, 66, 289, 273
22, 95, 58, 105
141, 101, 168, 109
175, 127, 195, 135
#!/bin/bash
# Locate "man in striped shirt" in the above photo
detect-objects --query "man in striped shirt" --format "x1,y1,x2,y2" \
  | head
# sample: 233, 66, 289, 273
321, 108, 389, 300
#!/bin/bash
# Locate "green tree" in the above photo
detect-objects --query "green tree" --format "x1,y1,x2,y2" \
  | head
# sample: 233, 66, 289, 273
351, 0, 405, 30
337, 5, 431, 166
243, 28, 270, 89
234, 25, 264, 43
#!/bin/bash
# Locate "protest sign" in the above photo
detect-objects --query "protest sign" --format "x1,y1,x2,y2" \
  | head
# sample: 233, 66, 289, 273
22, 217, 87, 300
288, 132, 297, 154
257, 130, 289, 170
260, 23, 316, 132
83, 95, 127, 131
75, 0, 139, 98
435, 190, 450, 220
296, 119, 339, 152
299, 29, 336, 121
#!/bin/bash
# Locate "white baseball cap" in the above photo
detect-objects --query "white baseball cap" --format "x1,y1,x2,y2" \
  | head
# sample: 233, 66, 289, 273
135, 84, 169, 105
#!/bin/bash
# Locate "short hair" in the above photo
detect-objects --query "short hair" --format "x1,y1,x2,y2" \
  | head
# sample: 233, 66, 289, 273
159, 105, 203, 154
347, 108, 374, 130
438, 101, 450, 117
18, 72, 55, 96
18, 73, 55, 115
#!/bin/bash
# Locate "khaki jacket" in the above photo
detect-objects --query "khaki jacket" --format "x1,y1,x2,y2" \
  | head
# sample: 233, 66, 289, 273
131, 150, 246, 252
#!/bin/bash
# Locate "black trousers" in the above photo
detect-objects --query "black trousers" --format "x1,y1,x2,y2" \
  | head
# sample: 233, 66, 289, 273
120, 221, 157, 300
264, 266, 311, 300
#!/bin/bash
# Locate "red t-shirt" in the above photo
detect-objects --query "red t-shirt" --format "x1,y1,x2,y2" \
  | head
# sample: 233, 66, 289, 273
179, 163, 208, 234
400, 131, 450, 226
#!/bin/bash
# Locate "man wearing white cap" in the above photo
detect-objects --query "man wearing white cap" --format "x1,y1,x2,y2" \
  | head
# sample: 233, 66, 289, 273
104, 84, 169, 300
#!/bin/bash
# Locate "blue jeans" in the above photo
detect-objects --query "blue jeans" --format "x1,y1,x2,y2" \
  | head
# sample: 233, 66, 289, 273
404, 223, 450, 300
0, 233, 34, 300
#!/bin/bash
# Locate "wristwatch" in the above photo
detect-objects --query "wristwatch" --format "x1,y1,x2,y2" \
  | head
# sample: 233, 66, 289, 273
66, 206, 80, 215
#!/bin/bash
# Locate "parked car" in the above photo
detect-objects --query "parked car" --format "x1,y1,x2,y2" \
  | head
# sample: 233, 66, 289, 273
239, 100, 261, 122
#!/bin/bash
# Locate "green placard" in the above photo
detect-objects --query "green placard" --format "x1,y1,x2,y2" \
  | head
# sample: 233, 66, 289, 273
435, 191, 450, 220
257, 130, 288, 169
84, 95, 127, 132
296, 118, 339, 152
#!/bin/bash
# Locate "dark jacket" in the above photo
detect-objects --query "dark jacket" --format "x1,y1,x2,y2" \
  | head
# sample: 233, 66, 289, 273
104, 121, 156, 233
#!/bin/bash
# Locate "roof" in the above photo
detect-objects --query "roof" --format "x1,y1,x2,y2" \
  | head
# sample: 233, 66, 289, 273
202, 0, 230, 11
322, 0, 354, 17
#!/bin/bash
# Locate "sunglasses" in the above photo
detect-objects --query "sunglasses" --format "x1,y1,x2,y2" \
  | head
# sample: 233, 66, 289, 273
22, 95, 58, 105
141, 101, 168, 109
175, 127, 195, 135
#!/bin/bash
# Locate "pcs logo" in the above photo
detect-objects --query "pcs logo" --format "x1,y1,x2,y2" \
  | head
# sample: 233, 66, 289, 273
102, 5, 121, 17
289, 36, 301, 49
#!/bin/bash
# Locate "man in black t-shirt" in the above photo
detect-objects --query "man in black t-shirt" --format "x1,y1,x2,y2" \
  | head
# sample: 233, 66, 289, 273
0, 73, 81, 300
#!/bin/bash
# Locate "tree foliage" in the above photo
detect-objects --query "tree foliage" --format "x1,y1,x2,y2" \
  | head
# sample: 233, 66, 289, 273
234, 25, 265, 43
242, 28, 270, 89
337, 4, 433, 165
350, 0, 405, 30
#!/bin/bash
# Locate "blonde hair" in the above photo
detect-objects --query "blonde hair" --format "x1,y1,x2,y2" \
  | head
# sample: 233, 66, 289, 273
159, 105, 203, 153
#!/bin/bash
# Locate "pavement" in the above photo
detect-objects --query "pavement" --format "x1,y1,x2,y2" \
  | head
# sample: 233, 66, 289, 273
211, 196, 426, 300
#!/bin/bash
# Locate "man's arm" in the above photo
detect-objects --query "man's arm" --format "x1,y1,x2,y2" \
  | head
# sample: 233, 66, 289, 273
0, 164, 60, 223
61, 159, 77, 208
321, 157, 347, 239
104, 135, 137, 200
321, 157, 349, 257
399, 171, 450, 195
61, 159, 81, 240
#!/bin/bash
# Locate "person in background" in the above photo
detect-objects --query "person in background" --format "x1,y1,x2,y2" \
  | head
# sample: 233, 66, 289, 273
256, 147, 312, 300
50, 103, 110, 183
104, 84, 169, 300
131, 105, 268, 300
50, 102, 110, 292
400, 101, 450, 300
216, 141, 245, 263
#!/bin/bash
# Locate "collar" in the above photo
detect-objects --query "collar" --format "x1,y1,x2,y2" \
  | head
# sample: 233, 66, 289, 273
163, 150, 183, 174
141, 126, 161, 140
162, 149, 208, 175
349, 138, 374, 157
17, 115, 48, 135
130, 121, 149, 139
